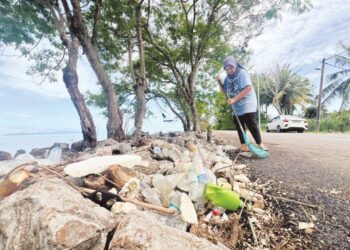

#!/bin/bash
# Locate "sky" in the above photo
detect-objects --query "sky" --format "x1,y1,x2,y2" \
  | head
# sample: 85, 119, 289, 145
0, 0, 350, 139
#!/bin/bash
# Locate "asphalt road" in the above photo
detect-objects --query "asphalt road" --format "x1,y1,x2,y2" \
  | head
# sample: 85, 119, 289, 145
214, 131, 350, 193
214, 130, 350, 249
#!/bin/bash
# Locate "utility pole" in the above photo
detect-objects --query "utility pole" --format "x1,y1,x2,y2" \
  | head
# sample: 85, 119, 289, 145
316, 58, 325, 132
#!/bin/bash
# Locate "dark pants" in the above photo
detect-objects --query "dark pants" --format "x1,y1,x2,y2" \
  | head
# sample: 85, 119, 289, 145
233, 112, 262, 145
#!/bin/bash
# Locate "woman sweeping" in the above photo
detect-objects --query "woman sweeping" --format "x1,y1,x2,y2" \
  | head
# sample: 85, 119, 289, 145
216, 55, 268, 152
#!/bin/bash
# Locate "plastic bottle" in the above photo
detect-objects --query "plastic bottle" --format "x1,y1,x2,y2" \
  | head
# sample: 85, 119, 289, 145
168, 191, 181, 211
188, 167, 202, 202
48, 147, 62, 164
141, 188, 162, 206
192, 150, 208, 184
204, 183, 243, 211
205, 168, 217, 184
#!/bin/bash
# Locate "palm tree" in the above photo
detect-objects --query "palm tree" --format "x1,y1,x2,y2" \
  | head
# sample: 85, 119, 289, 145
266, 65, 311, 115
322, 44, 350, 112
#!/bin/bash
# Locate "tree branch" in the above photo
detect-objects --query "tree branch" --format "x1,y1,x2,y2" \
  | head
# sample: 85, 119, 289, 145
91, 0, 102, 50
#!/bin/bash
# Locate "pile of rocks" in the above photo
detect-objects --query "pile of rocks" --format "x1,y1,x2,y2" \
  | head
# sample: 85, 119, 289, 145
0, 132, 278, 250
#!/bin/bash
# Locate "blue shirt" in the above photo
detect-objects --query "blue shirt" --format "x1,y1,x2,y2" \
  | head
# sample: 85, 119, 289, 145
223, 68, 257, 116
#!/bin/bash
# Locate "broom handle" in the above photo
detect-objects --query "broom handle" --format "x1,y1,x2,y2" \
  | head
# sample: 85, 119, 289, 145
226, 93, 245, 134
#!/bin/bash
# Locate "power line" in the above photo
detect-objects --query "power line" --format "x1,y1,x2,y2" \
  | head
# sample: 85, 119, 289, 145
324, 62, 350, 71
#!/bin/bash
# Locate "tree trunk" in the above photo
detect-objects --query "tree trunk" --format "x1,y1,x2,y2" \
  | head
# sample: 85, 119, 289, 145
68, 0, 125, 141
50, 3, 96, 149
133, 3, 147, 144
188, 65, 201, 133
63, 37, 97, 148
190, 101, 201, 132
184, 109, 191, 131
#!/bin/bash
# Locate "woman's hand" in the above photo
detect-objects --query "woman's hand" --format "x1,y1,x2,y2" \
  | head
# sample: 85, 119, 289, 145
227, 97, 237, 105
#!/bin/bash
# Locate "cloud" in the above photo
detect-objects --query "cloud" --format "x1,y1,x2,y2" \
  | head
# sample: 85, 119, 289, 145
0, 43, 101, 99
248, 0, 350, 73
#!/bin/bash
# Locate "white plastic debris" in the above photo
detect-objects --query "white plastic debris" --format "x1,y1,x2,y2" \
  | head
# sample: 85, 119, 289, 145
48, 147, 62, 164
298, 222, 315, 230
179, 193, 198, 225
142, 188, 162, 206
111, 202, 137, 214
64, 155, 142, 177
119, 178, 140, 200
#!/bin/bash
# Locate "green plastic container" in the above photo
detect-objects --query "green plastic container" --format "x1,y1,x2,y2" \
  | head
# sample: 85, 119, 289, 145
204, 183, 243, 211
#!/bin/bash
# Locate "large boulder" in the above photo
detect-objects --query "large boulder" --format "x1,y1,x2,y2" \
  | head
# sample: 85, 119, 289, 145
0, 151, 12, 161
30, 148, 50, 159
96, 143, 132, 156
71, 140, 84, 152
108, 211, 225, 250
0, 178, 117, 250
14, 149, 26, 158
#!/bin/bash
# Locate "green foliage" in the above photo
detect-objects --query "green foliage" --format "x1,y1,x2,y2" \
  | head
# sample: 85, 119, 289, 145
211, 92, 235, 130
0, 0, 55, 46
304, 106, 317, 119
260, 64, 311, 115
322, 43, 350, 112
307, 111, 350, 133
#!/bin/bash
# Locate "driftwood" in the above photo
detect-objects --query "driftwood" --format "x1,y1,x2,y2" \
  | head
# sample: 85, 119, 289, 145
266, 194, 319, 209
0, 169, 30, 198
80, 187, 175, 215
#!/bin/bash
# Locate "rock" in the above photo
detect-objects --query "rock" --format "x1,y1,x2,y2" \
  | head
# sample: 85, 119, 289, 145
253, 198, 265, 209
240, 152, 253, 158
221, 145, 238, 151
108, 211, 225, 250
211, 162, 230, 175
234, 164, 247, 170
83, 174, 106, 190
152, 139, 169, 148
50, 142, 69, 152
0, 151, 12, 161
186, 142, 197, 152
217, 178, 232, 190
107, 165, 137, 188
30, 147, 50, 159
111, 202, 137, 214
14, 149, 26, 158
167, 137, 186, 147
237, 187, 263, 202
152, 146, 183, 162
179, 193, 198, 225
64, 155, 143, 177
97, 138, 119, 147
234, 174, 250, 184
71, 140, 84, 151
0, 178, 117, 249
159, 161, 174, 169
97, 143, 132, 156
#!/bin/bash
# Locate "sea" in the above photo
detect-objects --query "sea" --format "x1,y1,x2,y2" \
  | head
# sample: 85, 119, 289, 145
0, 133, 92, 156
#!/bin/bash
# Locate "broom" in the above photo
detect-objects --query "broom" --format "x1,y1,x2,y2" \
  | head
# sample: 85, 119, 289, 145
219, 77, 270, 158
